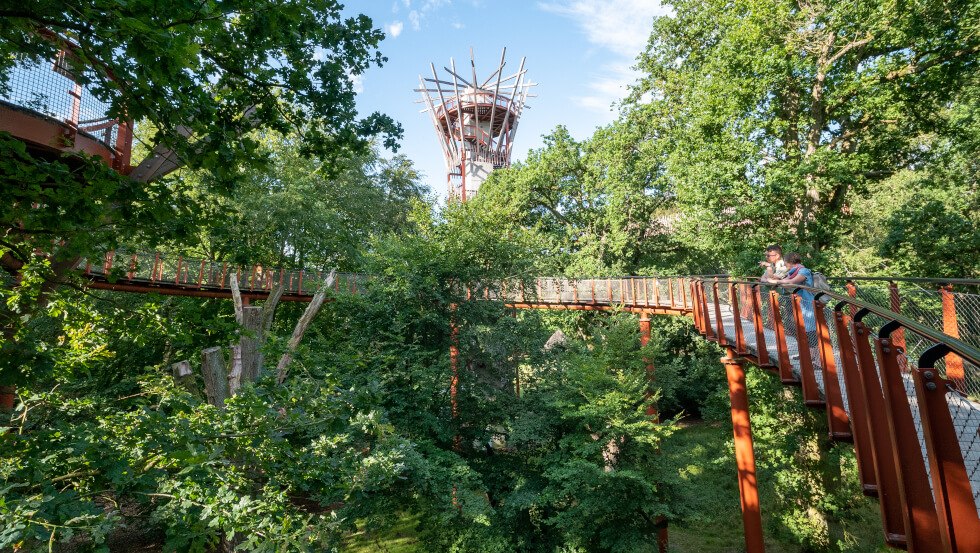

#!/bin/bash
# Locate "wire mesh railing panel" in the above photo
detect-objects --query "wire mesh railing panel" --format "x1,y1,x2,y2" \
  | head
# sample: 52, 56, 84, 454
2, 60, 74, 120
1, 57, 124, 153
658, 278, 672, 305
940, 385, 980, 514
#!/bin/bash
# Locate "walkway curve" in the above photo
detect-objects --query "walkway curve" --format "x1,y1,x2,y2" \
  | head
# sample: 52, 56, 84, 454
77, 251, 980, 552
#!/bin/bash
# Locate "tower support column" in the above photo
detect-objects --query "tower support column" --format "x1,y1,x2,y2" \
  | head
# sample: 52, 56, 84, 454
722, 346, 765, 553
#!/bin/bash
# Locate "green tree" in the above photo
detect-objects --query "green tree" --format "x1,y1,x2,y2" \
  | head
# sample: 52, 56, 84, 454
625, 0, 980, 269
1, 2, 402, 382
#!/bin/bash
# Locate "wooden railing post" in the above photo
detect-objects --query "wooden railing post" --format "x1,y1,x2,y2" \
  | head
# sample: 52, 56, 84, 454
813, 297, 850, 440
875, 322, 943, 552
852, 311, 907, 548
914, 344, 980, 553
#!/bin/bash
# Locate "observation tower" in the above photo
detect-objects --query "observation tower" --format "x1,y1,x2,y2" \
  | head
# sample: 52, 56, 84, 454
416, 48, 534, 202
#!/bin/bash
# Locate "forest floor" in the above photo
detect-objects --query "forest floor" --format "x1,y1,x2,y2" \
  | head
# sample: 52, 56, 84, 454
345, 420, 890, 552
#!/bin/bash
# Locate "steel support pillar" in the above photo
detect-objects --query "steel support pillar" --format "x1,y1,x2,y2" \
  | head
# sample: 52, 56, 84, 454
0, 385, 15, 414
639, 313, 667, 553
450, 304, 461, 452
722, 346, 765, 553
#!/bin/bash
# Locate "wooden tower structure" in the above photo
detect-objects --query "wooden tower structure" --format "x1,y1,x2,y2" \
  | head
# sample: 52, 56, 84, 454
416, 48, 534, 202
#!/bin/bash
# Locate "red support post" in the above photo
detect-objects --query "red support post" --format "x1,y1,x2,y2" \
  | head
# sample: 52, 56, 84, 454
791, 292, 822, 406
845, 280, 857, 319
887, 282, 906, 354
0, 385, 15, 413
449, 304, 461, 453
750, 285, 771, 368
875, 325, 944, 552
768, 290, 796, 384
103, 250, 115, 274
721, 346, 766, 553
128, 254, 137, 280
813, 299, 850, 439
680, 278, 688, 310
151, 253, 160, 282
702, 282, 716, 341
713, 279, 727, 347
174, 256, 183, 285
913, 351, 980, 553
729, 283, 747, 355
693, 281, 705, 335
852, 316, 907, 548
940, 285, 966, 393
832, 307, 875, 492
690, 282, 702, 332
667, 278, 674, 308
639, 313, 658, 419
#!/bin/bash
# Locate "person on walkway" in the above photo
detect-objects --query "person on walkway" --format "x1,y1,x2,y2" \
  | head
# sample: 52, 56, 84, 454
775, 252, 816, 331
759, 245, 787, 283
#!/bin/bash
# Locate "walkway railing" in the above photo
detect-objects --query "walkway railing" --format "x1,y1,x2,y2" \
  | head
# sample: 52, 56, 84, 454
690, 277, 980, 552
75, 251, 980, 551
0, 34, 132, 170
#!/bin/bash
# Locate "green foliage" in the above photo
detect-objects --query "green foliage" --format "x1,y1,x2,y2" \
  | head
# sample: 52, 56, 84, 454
1, 0, 401, 171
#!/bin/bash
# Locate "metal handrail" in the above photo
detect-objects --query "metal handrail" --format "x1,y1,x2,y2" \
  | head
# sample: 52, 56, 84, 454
708, 277, 980, 368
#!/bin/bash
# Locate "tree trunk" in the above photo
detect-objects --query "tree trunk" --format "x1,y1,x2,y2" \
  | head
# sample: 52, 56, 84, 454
201, 347, 229, 409
240, 306, 264, 383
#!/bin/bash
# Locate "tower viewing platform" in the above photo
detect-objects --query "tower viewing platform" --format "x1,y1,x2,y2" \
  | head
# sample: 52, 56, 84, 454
0, 37, 132, 171
417, 48, 535, 202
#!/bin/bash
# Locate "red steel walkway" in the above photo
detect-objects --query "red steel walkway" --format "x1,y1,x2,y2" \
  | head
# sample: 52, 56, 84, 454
75, 251, 980, 553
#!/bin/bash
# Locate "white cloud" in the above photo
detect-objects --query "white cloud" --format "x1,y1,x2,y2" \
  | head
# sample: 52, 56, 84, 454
386, 21, 405, 38
541, 0, 670, 113
540, 0, 668, 57
409, 10, 422, 30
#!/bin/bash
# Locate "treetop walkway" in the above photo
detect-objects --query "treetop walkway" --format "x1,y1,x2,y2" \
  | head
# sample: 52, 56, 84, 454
6, 39, 980, 553
73, 250, 980, 553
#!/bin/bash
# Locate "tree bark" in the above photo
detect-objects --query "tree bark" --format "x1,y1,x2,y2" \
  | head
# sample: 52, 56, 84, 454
201, 347, 229, 408
240, 306, 263, 383
275, 269, 336, 384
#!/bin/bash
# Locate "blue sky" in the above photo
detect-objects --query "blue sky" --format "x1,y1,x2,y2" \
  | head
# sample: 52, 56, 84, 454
343, 1, 669, 199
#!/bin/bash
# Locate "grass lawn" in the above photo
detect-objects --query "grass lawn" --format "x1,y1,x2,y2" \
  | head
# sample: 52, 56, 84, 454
662, 419, 890, 553
343, 513, 420, 553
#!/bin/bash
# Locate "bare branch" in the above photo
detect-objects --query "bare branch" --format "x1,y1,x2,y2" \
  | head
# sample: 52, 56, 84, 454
230, 269, 244, 325
275, 269, 336, 385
